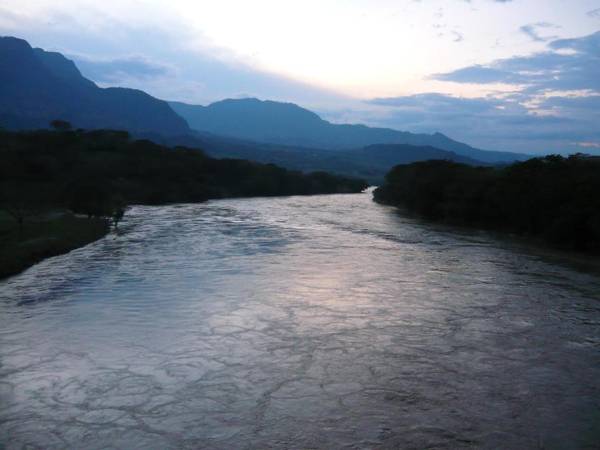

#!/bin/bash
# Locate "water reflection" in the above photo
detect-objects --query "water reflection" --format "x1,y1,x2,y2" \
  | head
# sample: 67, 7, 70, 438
1, 192, 599, 449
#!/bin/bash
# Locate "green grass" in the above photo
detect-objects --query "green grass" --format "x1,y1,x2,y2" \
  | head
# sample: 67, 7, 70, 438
0, 212, 110, 279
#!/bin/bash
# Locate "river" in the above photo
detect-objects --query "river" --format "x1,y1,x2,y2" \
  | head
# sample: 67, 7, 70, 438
1, 192, 599, 449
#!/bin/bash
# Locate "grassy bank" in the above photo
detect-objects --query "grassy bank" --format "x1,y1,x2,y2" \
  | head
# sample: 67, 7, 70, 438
0, 212, 109, 279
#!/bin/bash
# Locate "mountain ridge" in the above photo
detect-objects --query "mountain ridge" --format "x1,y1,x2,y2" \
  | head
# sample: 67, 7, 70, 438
0, 36, 189, 135
0, 35, 527, 180
144, 131, 486, 183
170, 98, 528, 163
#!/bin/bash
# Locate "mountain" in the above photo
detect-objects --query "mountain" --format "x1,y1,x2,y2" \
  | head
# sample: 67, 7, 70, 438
0, 36, 523, 180
170, 98, 528, 163
343, 144, 482, 172
143, 132, 485, 184
0, 36, 189, 135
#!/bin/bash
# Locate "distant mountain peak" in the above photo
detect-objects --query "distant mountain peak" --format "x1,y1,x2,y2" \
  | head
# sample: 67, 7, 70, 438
32, 48, 95, 88
206, 97, 324, 122
0, 36, 31, 51
0, 36, 189, 135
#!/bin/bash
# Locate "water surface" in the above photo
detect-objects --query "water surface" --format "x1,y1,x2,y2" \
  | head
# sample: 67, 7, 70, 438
1, 192, 599, 449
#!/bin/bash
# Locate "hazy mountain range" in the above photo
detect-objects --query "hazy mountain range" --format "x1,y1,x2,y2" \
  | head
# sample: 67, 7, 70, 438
170, 99, 525, 163
145, 131, 483, 182
0, 36, 530, 181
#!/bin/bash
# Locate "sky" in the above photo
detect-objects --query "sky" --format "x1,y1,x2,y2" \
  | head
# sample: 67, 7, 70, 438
1, 0, 599, 154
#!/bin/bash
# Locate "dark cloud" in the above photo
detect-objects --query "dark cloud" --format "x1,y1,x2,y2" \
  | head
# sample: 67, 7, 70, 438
588, 8, 600, 18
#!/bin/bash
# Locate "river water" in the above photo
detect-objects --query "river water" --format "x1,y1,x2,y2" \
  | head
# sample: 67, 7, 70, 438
1, 192, 599, 449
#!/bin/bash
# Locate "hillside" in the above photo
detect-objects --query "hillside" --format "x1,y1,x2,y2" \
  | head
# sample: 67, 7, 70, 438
0, 37, 189, 135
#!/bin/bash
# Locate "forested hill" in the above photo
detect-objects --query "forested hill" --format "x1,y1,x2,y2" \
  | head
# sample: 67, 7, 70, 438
0, 128, 368, 215
373, 156, 600, 253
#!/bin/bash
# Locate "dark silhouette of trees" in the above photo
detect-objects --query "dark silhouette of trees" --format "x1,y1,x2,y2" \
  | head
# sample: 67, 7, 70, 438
50, 120, 72, 131
111, 196, 126, 228
0, 127, 367, 231
66, 181, 115, 219
0, 181, 56, 236
374, 156, 600, 253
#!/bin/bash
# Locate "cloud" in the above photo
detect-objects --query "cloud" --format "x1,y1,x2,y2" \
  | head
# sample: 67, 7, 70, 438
451, 31, 464, 42
0, 6, 349, 107
588, 8, 600, 18
369, 93, 502, 114
364, 90, 600, 155
380, 32, 600, 154
520, 22, 561, 42
574, 141, 600, 148
434, 32, 600, 92
73, 55, 171, 83
434, 65, 517, 84
549, 32, 600, 54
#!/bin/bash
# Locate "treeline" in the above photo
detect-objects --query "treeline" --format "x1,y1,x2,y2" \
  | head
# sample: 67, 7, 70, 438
0, 127, 367, 222
0, 126, 366, 278
374, 156, 600, 252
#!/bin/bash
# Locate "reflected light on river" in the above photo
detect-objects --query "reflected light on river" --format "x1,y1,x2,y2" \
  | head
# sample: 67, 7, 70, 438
1, 192, 599, 449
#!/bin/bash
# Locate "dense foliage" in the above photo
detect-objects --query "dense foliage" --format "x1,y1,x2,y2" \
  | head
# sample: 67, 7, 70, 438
0, 128, 367, 216
374, 157, 600, 252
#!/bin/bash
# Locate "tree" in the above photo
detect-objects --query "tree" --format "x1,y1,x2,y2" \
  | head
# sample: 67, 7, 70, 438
66, 182, 113, 219
0, 181, 55, 237
110, 196, 127, 228
50, 119, 72, 131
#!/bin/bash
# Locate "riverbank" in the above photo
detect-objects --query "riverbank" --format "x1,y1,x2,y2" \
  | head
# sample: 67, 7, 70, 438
0, 128, 367, 277
374, 156, 600, 254
0, 212, 110, 279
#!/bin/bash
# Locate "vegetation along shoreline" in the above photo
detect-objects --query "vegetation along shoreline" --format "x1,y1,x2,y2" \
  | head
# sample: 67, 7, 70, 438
0, 125, 368, 278
373, 156, 600, 254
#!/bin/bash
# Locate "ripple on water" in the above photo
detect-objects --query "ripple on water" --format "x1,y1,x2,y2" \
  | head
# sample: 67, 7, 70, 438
1, 193, 600, 449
